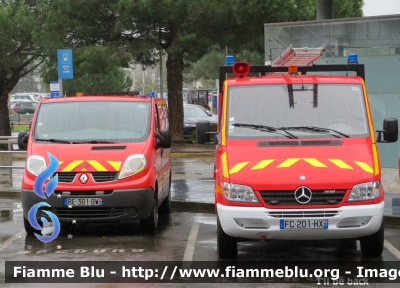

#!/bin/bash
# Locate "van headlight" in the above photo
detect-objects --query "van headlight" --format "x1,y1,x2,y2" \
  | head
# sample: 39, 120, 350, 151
223, 182, 259, 203
347, 180, 380, 201
27, 155, 47, 176
118, 154, 147, 179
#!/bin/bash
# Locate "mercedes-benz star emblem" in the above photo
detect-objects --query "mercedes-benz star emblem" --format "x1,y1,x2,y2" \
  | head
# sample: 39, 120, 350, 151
294, 186, 312, 204
80, 174, 88, 184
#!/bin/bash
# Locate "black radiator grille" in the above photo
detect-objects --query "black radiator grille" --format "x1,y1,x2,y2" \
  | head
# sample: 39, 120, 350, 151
259, 190, 346, 205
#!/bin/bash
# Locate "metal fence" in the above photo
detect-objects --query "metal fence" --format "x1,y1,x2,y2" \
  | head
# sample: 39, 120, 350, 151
0, 136, 26, 186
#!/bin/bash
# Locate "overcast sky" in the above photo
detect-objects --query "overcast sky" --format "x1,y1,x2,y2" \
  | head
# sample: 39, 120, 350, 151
362, 0, 400, 16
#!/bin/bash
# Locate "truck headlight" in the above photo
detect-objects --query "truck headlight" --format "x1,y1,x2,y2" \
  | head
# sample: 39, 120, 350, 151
27, 155, 47, 176
118, 154, 146, 179
347, 180, 380, 202
223, 182, 259, 203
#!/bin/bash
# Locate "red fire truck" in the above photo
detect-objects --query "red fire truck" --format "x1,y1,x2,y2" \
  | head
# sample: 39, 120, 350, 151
214, 48, 398, 258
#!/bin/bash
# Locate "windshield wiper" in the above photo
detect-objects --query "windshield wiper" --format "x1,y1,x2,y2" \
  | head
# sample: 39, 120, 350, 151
280, 126, 350, 138
35, 138, 72, 144
72, 140, 116, 144
232, 123, 298, 139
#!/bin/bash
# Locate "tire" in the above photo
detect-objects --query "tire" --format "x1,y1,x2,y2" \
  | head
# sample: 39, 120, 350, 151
23, 217, 41, 235
160, 174, 172, 213
140, 198, 158, 233
360, 220, 384, 257
217, 215, 237, 259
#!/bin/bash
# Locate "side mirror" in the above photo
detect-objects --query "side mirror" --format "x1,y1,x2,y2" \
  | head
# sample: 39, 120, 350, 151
377, 118, 398, 143
18, 130, 29, 150
155, 129, 171, 149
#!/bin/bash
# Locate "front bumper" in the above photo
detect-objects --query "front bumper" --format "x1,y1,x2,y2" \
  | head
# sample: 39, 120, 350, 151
22, 188, 155, 223
217, 202, 384, 240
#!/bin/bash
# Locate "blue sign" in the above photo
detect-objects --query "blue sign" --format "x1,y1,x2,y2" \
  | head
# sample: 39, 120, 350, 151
50, 81, 60, 98
57, 49, 74, 79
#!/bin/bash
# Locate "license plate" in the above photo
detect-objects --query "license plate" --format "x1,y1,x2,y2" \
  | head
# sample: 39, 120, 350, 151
280, 219, 328, 229
64, 198, 103, 206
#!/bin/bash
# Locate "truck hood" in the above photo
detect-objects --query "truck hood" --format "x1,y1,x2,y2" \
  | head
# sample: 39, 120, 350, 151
225, 139, 377, 191
30, 142, 148, 172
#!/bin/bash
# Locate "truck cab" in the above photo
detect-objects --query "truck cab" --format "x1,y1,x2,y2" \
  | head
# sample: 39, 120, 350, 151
214, 58, 398, 258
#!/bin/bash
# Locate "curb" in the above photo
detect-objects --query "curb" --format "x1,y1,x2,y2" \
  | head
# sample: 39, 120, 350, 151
171, 200, 214, 213
170, 152, 214, 158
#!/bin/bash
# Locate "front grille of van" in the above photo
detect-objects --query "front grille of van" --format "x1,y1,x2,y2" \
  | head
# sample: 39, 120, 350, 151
56, 172, 77, 183
268, 211, 339, 218
92, 172, 118, 182
53, 172, 118, 183
259, 190, 346, 205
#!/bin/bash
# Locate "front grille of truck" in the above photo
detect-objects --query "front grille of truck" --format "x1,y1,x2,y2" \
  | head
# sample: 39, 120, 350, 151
55, 207, 126, 219
259, 190, 346, 205
268, 211, 339, 218
53, 172, 118, 183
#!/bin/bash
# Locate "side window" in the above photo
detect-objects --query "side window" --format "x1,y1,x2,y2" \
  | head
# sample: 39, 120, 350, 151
154, 105, 159, 132
157, 105, 169, 130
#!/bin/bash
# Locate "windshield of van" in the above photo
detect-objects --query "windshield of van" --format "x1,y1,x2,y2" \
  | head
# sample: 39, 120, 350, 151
34, 101, 150, 143
227, 84, 369, 139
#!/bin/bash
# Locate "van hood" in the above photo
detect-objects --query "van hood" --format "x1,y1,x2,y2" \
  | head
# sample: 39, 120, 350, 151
225, 139, 377, 191
30, 142, 148, 172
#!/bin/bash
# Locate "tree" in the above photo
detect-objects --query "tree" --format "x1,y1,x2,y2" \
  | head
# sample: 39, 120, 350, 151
334, 0, 363, 18
0, 0, 47, 137
40, 0, 363, 141
41, 46, 132, 96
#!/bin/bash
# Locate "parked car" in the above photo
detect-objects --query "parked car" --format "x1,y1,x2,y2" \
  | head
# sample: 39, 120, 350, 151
10, 93, 38, 102
13, 101, 38, 114
8, 99, 31, 109
183, 104, 218, 136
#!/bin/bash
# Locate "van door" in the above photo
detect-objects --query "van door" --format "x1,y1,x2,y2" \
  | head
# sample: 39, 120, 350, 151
154, 104, 164, 198
157, 103, 171, 191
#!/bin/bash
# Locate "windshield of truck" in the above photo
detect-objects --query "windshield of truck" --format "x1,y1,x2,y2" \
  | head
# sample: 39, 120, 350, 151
227, 84, 369, 139
34, 101, 150, 143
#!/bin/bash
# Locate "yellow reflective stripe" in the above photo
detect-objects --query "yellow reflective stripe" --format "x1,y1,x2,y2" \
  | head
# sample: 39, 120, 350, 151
354, 161, 373, 174
87, 160, 107, 172
222, 152, 229, 178
302, 158, 327, 168
277, 158, 300, 168
328, 159, 353, 169
372, 144, 380, 176
107, 161, 121, 171
216, 183, 222, 194
62, 160, 84, 172
58, 161, 64, 165
221, 82, 227, 146
230, 162, 249, 174
251, 159, 274, 170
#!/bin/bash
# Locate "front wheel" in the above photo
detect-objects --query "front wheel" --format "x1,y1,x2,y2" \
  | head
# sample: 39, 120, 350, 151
140, 199, 158, 233
24, 217, 41, 235
217, 215, 237, 259
160, 173, 172, 213
360, 220, 384, 257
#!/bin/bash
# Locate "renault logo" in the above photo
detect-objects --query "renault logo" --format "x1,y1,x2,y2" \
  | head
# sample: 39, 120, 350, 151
80, 174, 88, 184
294, 186, 312, 204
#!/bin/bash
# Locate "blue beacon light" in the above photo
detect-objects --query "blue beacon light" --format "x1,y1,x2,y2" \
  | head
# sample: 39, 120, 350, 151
225, 55, 235, 66
347, 54, 358, 64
